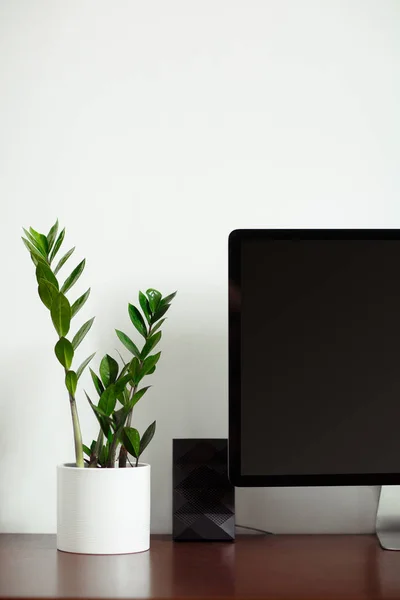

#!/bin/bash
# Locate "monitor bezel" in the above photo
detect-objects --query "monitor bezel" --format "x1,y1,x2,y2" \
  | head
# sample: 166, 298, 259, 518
229, 228, 400, 487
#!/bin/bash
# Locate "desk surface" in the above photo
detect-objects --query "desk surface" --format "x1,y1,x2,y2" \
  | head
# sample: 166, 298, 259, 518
0, 534, 399, 599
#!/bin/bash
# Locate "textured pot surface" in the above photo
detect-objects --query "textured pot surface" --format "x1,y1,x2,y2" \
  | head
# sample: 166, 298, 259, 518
57, 463, 150, 554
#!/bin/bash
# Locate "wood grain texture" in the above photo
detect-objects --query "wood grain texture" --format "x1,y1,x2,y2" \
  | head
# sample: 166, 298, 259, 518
1, 534, 400, 599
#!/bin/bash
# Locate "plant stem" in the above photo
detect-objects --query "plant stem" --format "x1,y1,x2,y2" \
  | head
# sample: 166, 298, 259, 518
126, 324, 151, 429
35, 245, 86, 470
89, 429, 103, 467
94, 428, 103, 457
118, 445, 128, 468
107, 420, 127, 468
106, 436, 119, 468
119, 380, 139, 468
63, 365, 84, 468
118, 450, 128, 469
118, 324, 152, 468
126, 383, 138, 427
69, 395, 84, 468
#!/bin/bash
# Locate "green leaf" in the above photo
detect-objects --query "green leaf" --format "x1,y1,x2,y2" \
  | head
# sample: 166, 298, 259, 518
114, 374, 133, 396
35, 263, 59, 289
99, 444, 109, 467
21, 236, 47, 264
99, 418, 111, 441
109, 418, 119, 434
23, 228, 47, 256
118, 362, 130, 379
46, 219, 59, 252
113, 406, 128, 428
141, 331, 162, 360
54, 247, 75, 276
122, 427, 140, 458
51, 292, 71, 336
98, 384, 117, 416
139, 352, 161, 381
115, 363, 130, 403
151, 318, 166, 334
29, 227, 49, 255
140, 420, 156, 455
90, 368, 104, 396
128, 386, 151, 410
139, 291, 151, 323
146, 289, 162, 313
147, 365, 156, 375
114, 376, 132, 408
76, 352, 96, 380
115, 330, 141, 358
71, 288, 90, 318
100, 354, 119, 387
85, 391, 111, 438
160, 291, 177, 307
121, 387, 130, 406
61, 259, 85, 295
38, 278, 59, 310
71, 317, 95, 350
49, 227, 65, 263
82, 444, 92, 457
150, 304, 170, 325
65, 370, 78, 396
54, 337, 74, 369
129, 357, 141, 385
116, 348, 127, 365
84, 389, 95, 408
128, 304, 147, 337
23, 228, 41, 248
91, 403, 109, 419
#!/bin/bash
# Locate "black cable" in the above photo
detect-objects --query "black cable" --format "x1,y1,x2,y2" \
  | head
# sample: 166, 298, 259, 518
235, 524, 274, 536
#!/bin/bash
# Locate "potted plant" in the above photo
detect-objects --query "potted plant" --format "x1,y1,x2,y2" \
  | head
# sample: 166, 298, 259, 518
22, 221, 176, 554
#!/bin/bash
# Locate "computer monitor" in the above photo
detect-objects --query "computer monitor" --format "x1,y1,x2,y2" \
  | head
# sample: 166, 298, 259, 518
228, 229, 400, 549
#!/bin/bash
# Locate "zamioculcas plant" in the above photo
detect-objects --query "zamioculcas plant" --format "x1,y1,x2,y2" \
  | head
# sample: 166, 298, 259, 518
22, 221, 95, 468
84, 289, 176, 468
22, 222, 176, 554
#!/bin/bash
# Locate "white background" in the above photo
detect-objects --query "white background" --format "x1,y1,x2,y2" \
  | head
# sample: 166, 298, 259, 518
0, 0, 399, 534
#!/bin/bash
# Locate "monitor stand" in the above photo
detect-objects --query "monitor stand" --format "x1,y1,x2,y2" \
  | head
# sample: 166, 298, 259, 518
376, 486, 400, 550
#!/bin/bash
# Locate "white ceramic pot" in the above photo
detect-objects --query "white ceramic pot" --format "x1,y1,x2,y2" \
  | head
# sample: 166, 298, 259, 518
57, 463, 150, 554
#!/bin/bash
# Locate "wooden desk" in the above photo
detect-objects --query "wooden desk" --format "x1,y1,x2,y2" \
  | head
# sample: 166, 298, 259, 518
0, 534, 399, 599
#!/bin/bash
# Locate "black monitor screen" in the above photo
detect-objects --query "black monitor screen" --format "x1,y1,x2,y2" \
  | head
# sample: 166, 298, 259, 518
229, 230, 400, 486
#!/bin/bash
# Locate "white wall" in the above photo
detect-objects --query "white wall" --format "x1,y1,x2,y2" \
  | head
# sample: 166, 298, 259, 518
0, 0, 399, 534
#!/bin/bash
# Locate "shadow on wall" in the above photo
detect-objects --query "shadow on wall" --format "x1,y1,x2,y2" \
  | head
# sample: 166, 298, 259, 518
236, 485, 381, 534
